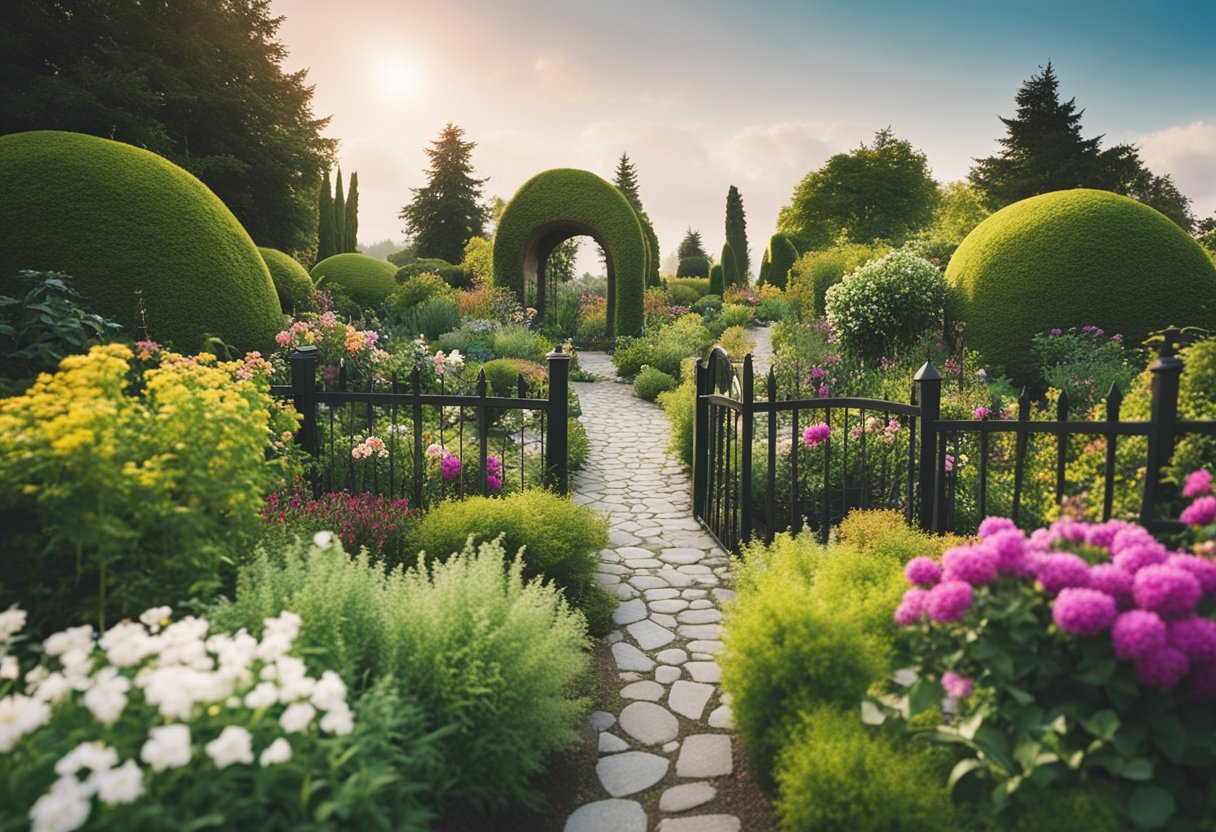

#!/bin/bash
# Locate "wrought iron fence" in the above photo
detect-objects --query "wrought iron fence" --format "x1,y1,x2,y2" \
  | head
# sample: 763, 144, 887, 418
693, 329, 1215, 552
272, 344, 570, 506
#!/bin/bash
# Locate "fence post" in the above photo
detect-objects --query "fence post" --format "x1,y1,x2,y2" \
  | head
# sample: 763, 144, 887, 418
1141, 328, 1183, 526
913, 362, 942, 532
545, 344, 570, 494
289, 345, 319, 494
740, 355, 754, 545
692, 357, 709, 521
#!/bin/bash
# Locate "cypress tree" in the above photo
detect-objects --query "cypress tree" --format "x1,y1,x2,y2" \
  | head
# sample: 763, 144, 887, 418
333, 168, 346, 257
721, 242, 739, 289
724, 186, 749, 278
709, 263, 724, 296
344, 171, 359, 252
317, 169, 335, 262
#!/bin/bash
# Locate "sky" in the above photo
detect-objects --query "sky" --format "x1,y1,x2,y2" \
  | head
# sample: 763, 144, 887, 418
270, 0, 1216, 273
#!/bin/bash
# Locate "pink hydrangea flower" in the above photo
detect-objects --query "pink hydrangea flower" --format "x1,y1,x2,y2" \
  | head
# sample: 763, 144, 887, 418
1136, 646, 1190, 691
972, 405, 989, 421
894, 589, 927, 627
1110, 526, 1159, 555
1035, 553, 1090, 595
1133, 565, 1202, 618
977, 516, 1017, 539
1052, 588, 1117, 636
941, 671, 973, 699
802, 423, 830, 448
1086, 520, 1135, 550
1112, 610, 1168, 660
1048, 518, 1090, 544
1167, 616, 1216, 664
1183, 469, 1212, 498
1181, 496, 1216, 527
487, 474, 503, 491
905, 557, 942, 587
924, 581, 974, 623
987, 529, 1033, 576
942, 544, 1000, 586
1112, 543, 1169, 575
1167, 554, 1216, 596
486, 455, 503, 476
1087, 564, 1135, 610
426, 443, 445, 459
441, 454, 462, 481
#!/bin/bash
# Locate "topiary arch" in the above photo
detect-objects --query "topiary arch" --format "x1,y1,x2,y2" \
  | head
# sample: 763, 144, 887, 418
493, 169, 647, 338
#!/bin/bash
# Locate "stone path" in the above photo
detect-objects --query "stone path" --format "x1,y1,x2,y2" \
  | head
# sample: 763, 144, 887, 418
564, 349, 743, 832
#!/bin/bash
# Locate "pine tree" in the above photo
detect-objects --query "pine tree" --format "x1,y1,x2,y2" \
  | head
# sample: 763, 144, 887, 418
721, 242, 739, 289
724, 186, 749, 278
400, 123, 488, 264
614, 153, 640, 205
614, 152, 661, 286
677, 228, 706, 261
333, 168, 346, 257
344, 171, 359, 252
317, 169, 335, 262
969, 62, 1104, 208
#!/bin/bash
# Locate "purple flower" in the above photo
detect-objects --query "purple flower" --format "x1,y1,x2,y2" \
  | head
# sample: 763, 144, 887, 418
441, 454, 462, 481
1167, 616, 1216, 663
904, 557, 941, 587
1110, 525, 1159, 555
1167, 554, 1216, 596
818, 383, 830, 397
1049, 518, 1090, 544
1181, 496, 1216, 527
1086, 520, 1135, 550
1052, 588, 1117, 636
988, 529, 1033, 576
972, 405, 989, 421
486, 455, 503, 476
1112, 610, 1168, 660
894, 589, 927, 627
1183, 469, 1212, 498
942, 544, 999, 586
487, 474, 503, 491
1136, 646, 1189, 691
1035, 553, 1091, 595
1189, 662, 1216, 700
925, 581, 974, 623
802, 423, 830, 448
1088, 564, 1135, 610
1133, 565, 1202, 618
942, 671, 973, 699
1050, 327, 1063, 336
1112, 543, 1169, 575
977, 516, 1017, 539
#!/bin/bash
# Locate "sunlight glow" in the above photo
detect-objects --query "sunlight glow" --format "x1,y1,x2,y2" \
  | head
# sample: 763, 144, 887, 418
376, 58, 420, 98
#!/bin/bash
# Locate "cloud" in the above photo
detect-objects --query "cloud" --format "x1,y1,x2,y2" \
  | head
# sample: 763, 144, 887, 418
1135, 121, 1216, 217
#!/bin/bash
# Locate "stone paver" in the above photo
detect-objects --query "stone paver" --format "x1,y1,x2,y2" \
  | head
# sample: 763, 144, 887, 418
564, 354, 743, 830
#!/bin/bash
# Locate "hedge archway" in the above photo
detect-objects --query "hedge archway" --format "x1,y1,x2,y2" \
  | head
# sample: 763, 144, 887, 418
493, 169, 646, 338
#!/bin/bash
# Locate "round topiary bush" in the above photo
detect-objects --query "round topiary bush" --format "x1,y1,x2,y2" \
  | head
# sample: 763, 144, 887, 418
678, 255, 711, 278
310, 253, 398, 311
946, 189, 1216, 383
0, 130, 282, 353
258, 247, 314, 315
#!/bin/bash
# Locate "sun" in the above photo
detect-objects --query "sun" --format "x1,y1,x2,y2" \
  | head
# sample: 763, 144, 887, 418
376, 58, 420, 98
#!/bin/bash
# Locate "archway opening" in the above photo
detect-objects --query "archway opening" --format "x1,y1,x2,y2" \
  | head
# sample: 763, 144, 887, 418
522, 220, 612, 330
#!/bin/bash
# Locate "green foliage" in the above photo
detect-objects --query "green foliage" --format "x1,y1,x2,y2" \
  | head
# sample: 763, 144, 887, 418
493, 169, 646, 338
1008, 789, 1127, 832
721, 241, 739, 288
719, 303, 754, 328
825, 250, 948, 360
384, 273, 456, 323
334, 170, 346, 261
405, 491, 612, 635
756, 293, 790, 322
213, 537, 590, 816
567, 417, 590, 471
0, 270, 124, 393
344, 171, 359, 253
725, 185, 751, 277
310, 253, 398, 311
719, 325, 755, 358
460, 236, 494, 284
0, 130, 282, 353
677, 228, 707, 260
400, 124, 488, 264
1031, 326, 1136, 407
691, 294, 723, 315
258, 247, 314, 315
775, 707, 964, 832
318, 169, 336, 262
708, 262, 725, 294
634, 366, 678, 402
492, 325, 553, 363
786, 240, 890, 319
762, 232, 799, 289
396, 257, 470, 289
778, 128, 938, 249
612, 314, 712, 379
946, 189, 1216, 383
657, 359, 697, 470
665, 283, 698, 308
678, 255, 711, 278
666, 278, 711, 300
480, 357, 543, 396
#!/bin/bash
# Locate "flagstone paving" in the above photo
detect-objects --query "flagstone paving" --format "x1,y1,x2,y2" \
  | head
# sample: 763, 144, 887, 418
563, 348, 757, 832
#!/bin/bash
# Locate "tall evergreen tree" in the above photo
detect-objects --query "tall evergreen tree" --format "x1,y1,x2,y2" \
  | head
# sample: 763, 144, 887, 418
614, 153, 640, 205
344, 171, 359, 252
614, 152, 661, 286
333, 169, 346, 257
724, 186, 750, 277
317, 169, 335, 262
400, 123, 488, 264
677, 228, 706, 260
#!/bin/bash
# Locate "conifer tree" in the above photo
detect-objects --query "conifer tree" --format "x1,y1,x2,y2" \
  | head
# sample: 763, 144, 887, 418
317, 169, 335, 262
677, 228, 706, 261
709, 263, 724, 296
721, 242, 739, 289
344, 171, 359, 252
724, 186, 749, 278
333, 168, 346, 257
400, 123, 488, 264
614, 152, 661, 286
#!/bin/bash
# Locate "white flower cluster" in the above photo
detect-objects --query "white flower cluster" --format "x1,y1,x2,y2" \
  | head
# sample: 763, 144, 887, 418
0, 607, 354, 832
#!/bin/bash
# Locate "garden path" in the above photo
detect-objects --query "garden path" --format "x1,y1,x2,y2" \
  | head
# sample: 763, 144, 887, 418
563, 347, 768, 832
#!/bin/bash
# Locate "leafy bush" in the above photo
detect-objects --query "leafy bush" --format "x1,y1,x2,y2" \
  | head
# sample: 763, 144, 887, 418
458, 283, 520, 322
775, 707, 964, 832
1030, 325, 1136, 407
383, 273, 455, 322
708, 263, 725, 295
0, 344, 298, 635
666, 282, 701, 307
756, 293, 790, 322
480, 357, 544, 396
574, 295, 608, 345
678, 255, 710, 278
395, 257, 469, 289
719, 303, 754, 328
404, 491, 612, 634
825, 250, 948, 359
786, 240, 890, 319
213, 537, 590, 816
0, 270, 124, 394
492, 325, 553, 363
634, 366, 677, 402
568, 417, 590, 471
667, 277, 711, 301
258, 247, 314, 315
658, 359, 697, 470
719, 325, 755, 359
311, 253, 398, 311
437, 320, 497, 364
691, 294, 723, 315
611, 337, 652, 378
945, 189, 1216, 384
411, 297, 461, 341
760, 232, 799, 289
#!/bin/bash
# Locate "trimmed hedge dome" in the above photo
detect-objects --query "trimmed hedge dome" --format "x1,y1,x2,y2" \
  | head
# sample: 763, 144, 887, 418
946, 189, 1216, 383
258, 247, 314, 315
0, 130, 281, 353
761, 233, 799, 289
493, 169, 646, 338
310, 253, 398, 310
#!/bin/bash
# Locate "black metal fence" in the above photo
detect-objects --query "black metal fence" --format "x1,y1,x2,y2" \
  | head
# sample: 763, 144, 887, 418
273, 344, 570, 506
693, 330, 1215, 552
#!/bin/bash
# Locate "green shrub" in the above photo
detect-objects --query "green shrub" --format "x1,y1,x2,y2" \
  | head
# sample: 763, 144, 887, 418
396, 257, 470, 289
311, 252, 399, 310
775, 707, 964, 832
719, 303, 754, 328
437, 320, 497, 363
213, 538, 589, 817
678, 255, 711, 278
946, 189, 1216, 383
384, 272, 455, 320
786, 240, 890, 319
658, 359, 697, 470
761, 232, 799, 289
719, 325, 755, 359
493, 169, 646, 338
634, 365, 678, 401
612, 336, 653, 378
1008, 788, 1127, 832
721, 241, 740, 288
405, 491, 612, 634
756, 293, 790, 322
258, 246, 314, 315
825, 250, 948, 359
492, 324, 553, 363
412, 297, 462, 341
691, 294, 723, 315
568, 417, 590, 471
667, 277, 711, 300
0, 130, 281, 353
481, 357, 544, 396
709, 262, 725, 294
667, 282, 701, 307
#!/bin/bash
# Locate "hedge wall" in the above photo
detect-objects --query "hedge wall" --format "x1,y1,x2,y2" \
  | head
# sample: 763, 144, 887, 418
310, 253, 398, 311
492, 168, 646, 338
0, 130, 281, 353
